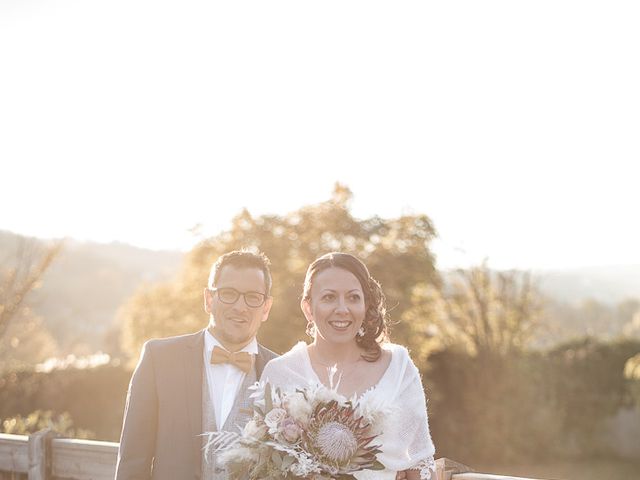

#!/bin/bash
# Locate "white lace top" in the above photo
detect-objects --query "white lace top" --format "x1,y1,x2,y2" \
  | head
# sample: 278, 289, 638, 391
260, 342, 436, 480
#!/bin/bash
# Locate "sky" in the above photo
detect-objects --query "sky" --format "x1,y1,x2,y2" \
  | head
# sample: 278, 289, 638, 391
1, 1, 639, 271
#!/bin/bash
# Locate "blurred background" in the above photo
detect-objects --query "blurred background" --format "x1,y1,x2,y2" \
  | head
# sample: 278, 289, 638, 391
1, 1, 639, 479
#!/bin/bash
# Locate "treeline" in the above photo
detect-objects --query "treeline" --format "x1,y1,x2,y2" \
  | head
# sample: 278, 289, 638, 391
428, 338, 640, 463
1, 337, 638, 465
0, 364, 130, 441
2, 185, 640, 465
117, 184, 439, 360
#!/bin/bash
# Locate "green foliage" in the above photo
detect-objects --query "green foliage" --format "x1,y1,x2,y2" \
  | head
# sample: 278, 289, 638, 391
0, 313, 59, 375
624, 353, 640, 380
427, 337, 640, 464
426, 348, 556, 464
403, 263, 544, 363
544, 337, 640, 455
0, 364, 130, 441
119, 184, 438, 358
0, 236, 62, 341
624, 353, 640, 404
0, 338, 636, 464
2, 409, 93, 438
0, 234, 63, 371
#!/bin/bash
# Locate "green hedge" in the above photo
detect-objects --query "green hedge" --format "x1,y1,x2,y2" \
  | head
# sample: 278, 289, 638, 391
425, 338, 640, 464
0, 364, 130, 441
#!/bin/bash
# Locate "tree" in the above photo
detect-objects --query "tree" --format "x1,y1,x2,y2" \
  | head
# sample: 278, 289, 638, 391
0, 237, 62, 338
408, 266, 548, 464
0, 236, 62, 370
625, 352, 640, 405
119, 184, 438, 359
403, 261, 544, 359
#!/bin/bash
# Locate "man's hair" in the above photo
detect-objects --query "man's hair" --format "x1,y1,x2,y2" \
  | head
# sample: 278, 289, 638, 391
208, 250, 273, 295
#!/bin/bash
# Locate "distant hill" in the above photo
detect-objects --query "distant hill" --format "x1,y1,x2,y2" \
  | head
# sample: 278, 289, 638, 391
0, 230, 183, 355
535, 265, 640, 305
441, 264, 640, 346
440, 264, 640, 306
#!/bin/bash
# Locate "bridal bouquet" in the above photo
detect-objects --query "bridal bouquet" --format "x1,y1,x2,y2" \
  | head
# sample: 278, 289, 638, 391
206, 381, 385, 480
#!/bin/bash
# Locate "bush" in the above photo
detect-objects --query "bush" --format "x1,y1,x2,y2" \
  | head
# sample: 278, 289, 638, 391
0, 364, 131, 441
424, 338, 640, 465
2, 409, 93, 438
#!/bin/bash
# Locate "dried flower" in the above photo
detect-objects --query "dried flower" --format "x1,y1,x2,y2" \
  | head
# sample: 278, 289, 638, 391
304, 400, 382, 474
281, 417, 302, 443
243, 419, 267, 440
285, 391, 313, 424
207, 382, 385, 479
264, 407, 286, 434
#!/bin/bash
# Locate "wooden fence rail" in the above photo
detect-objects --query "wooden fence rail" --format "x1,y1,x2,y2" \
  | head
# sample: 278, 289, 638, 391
0, 432, 542, 480
1, 432, 117, 480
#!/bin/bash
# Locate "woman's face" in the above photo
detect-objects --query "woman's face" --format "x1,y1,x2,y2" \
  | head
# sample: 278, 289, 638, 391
303, 267, 366, 346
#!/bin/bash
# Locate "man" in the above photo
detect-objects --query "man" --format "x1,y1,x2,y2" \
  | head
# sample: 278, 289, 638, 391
115, 250, 278, 480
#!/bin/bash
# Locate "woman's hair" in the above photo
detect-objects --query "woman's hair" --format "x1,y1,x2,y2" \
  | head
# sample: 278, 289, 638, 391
302, 252, 389, 361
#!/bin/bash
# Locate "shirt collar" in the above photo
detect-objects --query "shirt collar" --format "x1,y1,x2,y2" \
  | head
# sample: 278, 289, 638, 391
204, 328, 259, 355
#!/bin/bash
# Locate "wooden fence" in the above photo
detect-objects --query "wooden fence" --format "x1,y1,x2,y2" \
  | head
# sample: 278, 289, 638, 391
0, 431, 543, 480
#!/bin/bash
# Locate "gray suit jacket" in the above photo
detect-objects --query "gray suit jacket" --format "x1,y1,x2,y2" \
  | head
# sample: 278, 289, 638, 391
115, 330, 277, 480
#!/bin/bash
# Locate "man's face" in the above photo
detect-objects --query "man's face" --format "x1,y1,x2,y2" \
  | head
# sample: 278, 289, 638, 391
204, 265, 272, 350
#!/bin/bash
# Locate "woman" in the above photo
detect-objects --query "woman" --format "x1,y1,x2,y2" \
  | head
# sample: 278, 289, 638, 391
261, 252, 436, 480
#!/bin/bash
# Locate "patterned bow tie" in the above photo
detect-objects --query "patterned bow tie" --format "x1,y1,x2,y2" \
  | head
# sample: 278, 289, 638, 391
210, 346, 253, 373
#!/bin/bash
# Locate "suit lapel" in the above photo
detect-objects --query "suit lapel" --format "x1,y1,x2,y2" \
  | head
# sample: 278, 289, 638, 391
184, 329, 205, 475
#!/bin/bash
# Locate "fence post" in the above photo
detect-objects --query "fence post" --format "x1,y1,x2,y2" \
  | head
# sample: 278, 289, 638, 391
28, 429, 57, 480
436, 457, 474, 480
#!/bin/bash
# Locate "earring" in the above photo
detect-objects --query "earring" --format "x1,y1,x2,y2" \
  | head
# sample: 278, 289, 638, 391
306, 322, 316, 337
356, 326, 365, 338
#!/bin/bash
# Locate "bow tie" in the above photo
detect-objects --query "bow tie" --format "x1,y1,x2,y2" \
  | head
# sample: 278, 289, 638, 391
210, 346, 253, 373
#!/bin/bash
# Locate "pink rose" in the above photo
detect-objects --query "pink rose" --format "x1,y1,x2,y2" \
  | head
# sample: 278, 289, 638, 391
264, 407, 287, 434
281, 416, 302, 443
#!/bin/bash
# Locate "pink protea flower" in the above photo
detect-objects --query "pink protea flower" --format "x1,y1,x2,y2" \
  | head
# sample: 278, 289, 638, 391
303, 400, 383, 474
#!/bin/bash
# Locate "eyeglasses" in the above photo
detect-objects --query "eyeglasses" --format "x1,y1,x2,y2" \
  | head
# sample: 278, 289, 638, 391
209, 287, 268, 308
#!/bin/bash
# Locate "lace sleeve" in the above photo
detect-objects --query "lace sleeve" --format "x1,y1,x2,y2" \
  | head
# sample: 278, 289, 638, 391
410, 456, 436, 480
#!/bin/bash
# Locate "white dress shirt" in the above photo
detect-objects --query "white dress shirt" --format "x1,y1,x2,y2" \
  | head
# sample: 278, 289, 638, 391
203, 330, 258, 429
